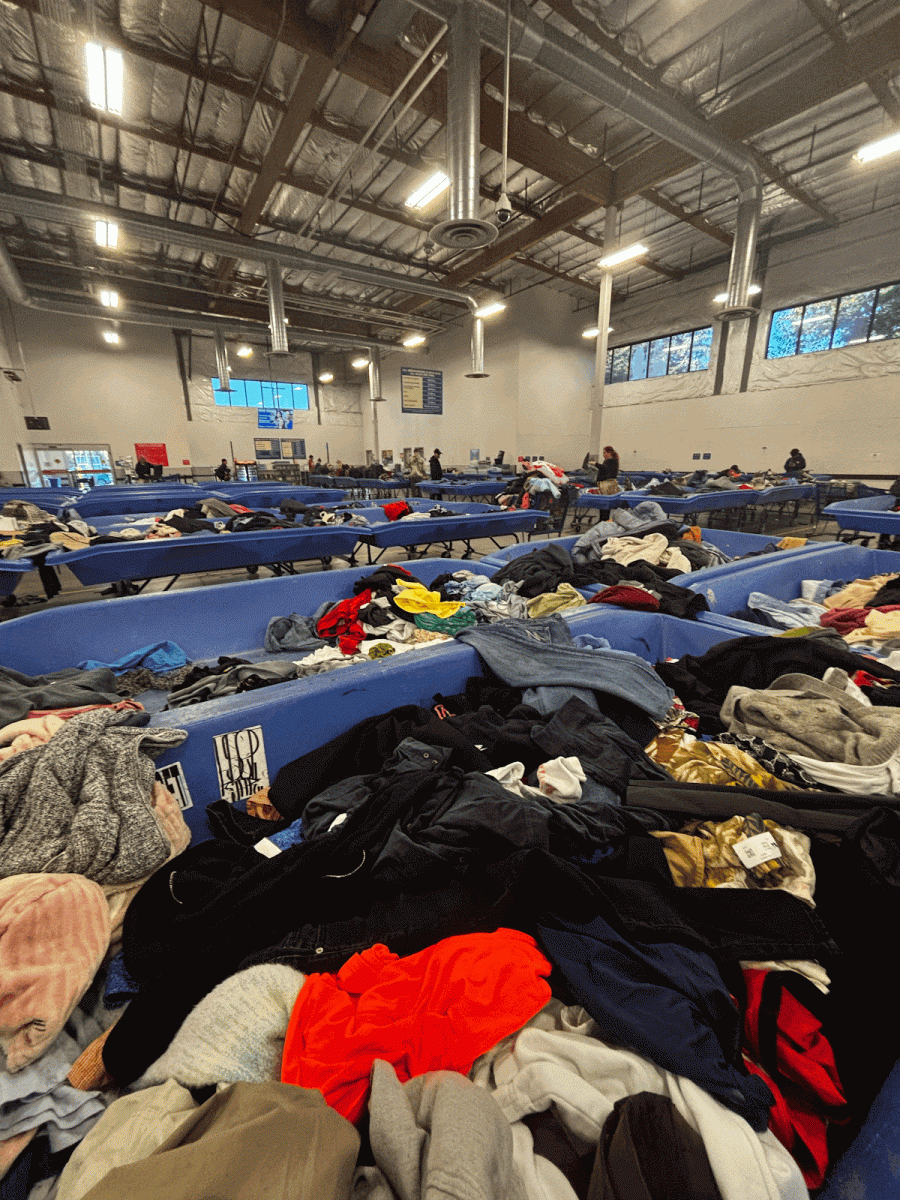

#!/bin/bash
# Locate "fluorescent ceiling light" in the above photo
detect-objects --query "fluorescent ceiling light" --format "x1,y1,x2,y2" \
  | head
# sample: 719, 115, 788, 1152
351, 356, 370, 369
402, 333, 427, 347
854, 130, 900, 163
597, 243, 648, 269
405, 171, 450, 209
95, 220, 118, 248
236, 345, 253, 357
101, 329, 119, 344
86, 43, 123, 115
474, 301, 506, 318
99, 289, 119, 308
319, 372, 334, 383
582, 326, 613, 338
713, 284, 762, 302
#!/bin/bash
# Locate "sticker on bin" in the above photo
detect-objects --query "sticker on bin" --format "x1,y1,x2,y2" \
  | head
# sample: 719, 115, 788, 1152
733, 832, 781, 870
213, 725, 270, 805
154, 762, 193, 811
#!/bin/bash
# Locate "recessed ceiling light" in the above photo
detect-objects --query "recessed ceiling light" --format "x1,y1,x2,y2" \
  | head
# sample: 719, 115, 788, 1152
474, 301, 506, 318
95, 220, 118, 248
99, 289, 119, 308
405, 171, 450, 209
319, 372, 334, 383
86, 43, 123, 115
597, 243, 648, 269
854, 130, 900, 163
402, 333, 427, 347
102, 329, 120, 344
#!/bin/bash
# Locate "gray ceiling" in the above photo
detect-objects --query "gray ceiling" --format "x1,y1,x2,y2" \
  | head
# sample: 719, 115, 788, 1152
0, 0, 898, 350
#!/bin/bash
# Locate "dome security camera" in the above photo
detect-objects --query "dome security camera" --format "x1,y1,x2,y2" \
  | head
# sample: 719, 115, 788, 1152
495, 193, 514, 226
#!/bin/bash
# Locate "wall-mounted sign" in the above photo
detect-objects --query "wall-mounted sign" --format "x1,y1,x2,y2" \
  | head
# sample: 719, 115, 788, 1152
254, 438, 280, 460
134, 443, 168, 465
401, 368, 443, 414
282, 438, 306, 460
258, 409, 293, 429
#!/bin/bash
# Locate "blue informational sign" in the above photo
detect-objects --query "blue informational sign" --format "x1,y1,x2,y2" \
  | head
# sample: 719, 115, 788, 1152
257, 409, 293, 429
401, 368, 443, 414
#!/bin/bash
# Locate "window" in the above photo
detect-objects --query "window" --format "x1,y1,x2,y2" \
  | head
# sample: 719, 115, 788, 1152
605, 326, 713, 384
765, 280, 900, 358
211, 377, 310, 409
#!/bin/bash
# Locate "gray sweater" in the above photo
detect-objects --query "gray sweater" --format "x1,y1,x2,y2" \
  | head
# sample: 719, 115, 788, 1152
0, 709, 186, 883
721, 671, 900, 765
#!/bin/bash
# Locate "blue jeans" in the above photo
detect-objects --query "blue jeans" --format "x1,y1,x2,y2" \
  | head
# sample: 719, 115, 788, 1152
458, 616, 674, 721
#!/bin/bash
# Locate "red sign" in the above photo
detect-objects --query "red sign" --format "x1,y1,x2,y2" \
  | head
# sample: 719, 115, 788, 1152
134, 443, 168, 465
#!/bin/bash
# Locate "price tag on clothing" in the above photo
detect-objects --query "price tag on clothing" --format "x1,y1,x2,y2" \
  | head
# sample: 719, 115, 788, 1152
733, 832, 781, 869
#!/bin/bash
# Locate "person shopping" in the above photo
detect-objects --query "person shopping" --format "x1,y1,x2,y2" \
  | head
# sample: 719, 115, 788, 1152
784, 448, 806, 473
214, 458, 232, 481
429, 449, 443, 481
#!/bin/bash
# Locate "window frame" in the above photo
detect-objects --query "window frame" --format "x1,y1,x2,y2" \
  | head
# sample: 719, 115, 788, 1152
765, 278, 900, 360
211, 377, 311, 410
605, 325, 714, 385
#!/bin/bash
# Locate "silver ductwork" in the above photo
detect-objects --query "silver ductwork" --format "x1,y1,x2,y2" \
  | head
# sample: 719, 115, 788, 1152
0, 185, 481, 314
266, 262, 290, 355
368, 346, 385, 402
408, 0, 763, 318
214, 326, 232, 390
465, 315, 488, 377
430, 0, 497, 251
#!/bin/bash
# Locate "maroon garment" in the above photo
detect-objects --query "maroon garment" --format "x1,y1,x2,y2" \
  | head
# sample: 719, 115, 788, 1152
590, 586, 660, 612
820, 605, 900, 635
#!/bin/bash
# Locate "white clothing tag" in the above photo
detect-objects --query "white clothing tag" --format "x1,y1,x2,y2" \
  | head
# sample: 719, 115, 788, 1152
254, 837, 281, 858
734, 832, 781, 869
328, 813, 348, 831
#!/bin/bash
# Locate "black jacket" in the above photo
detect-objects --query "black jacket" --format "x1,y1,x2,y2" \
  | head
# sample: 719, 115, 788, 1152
596, 457, 620, 482
783, 453, 806, 473
429, 454, 443, 480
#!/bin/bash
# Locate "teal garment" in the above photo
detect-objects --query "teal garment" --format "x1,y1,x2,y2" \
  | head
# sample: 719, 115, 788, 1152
78, 641, 190, 675
414, 608, 477, 636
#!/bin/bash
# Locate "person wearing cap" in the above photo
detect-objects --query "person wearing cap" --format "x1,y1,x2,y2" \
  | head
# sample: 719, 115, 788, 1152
429, 449, 443, 480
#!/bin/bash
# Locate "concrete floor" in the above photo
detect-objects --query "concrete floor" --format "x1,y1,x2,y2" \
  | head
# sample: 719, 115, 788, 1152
0, 505, 841, 623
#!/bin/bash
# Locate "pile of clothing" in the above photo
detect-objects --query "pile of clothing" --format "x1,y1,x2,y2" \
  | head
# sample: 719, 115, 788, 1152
490, 517, 715, 618
9, 613, 900, 1196
497, 461, 569, 510
740, 570, 900, 657
0, 707, 192, 1184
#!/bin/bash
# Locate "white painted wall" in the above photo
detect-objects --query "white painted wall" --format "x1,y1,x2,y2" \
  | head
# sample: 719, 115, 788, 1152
3, 203, 899, 482
366, 288, 594, 469
5, 309, 364, 476
601, 207, 900, 474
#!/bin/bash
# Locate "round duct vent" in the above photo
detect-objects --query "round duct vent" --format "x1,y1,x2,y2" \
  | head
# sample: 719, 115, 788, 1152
715, 305, 758, 322
430, 218, 498, 250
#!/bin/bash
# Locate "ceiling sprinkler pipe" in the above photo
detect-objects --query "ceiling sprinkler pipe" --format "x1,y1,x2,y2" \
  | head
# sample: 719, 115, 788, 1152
214, 326, 232, 391
267, 262, 290, 354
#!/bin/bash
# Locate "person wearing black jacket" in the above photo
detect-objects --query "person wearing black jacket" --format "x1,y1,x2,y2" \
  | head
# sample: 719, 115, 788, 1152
429, 449, 443, 480
784, 449, 806, 473
595, 445, 620, 484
